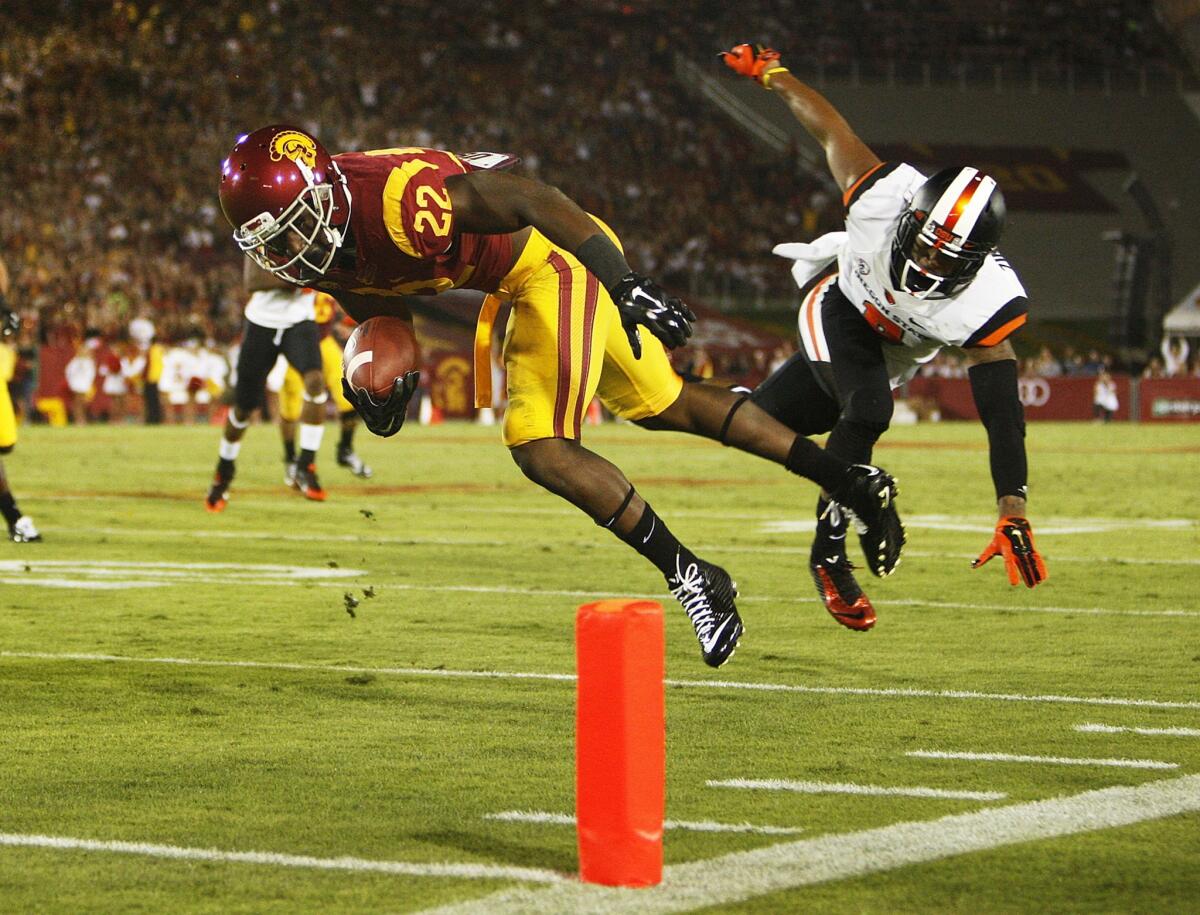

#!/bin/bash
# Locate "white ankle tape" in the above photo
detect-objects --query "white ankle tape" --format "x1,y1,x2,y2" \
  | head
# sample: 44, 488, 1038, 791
303, 390, 329, 405
228, 412, 250, 429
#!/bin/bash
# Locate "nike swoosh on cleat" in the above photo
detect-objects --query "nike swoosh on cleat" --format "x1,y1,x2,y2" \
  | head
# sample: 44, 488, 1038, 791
702, 617, 734, 652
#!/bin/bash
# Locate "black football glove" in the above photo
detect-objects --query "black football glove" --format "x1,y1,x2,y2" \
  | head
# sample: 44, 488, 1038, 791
342, 371, 420, 438
0, 296, 18, 337
608, 272, 695, 359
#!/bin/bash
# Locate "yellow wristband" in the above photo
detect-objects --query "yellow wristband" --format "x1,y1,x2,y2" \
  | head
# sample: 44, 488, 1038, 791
761, 66, 790, 88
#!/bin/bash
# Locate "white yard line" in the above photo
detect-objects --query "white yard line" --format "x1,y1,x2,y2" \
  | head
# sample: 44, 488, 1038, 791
0, 832, 564, 884
418, 775, 1200, 915
485, 812, 803, 836
907, 750, 1178, 770
3, 650, 1199, 710
1075, 723, 1200, 738
707, 779, 1006, 802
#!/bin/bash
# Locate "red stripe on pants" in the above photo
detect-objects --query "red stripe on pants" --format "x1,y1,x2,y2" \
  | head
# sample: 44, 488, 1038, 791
549, 252, 574, 439
571, 272, 600, 437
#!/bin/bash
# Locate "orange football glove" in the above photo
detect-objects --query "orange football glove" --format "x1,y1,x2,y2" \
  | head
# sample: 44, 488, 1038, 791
972, 516, 1048, 588
720, 43, 786, 85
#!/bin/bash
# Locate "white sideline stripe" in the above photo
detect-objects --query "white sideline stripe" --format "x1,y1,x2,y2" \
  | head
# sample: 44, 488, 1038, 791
884, 598, 1200, 620
707, 779, 1007, 802
418, 775, 1200, 914
907, 750, 1178, 770
1076, 723, 1200, 738
13, 565, 1190, 621
60, 525, 1200, 567
0, 833, 564, 884
761, 516, 1198, 536
485, 812, 803, 836
3, 651, 1199, 710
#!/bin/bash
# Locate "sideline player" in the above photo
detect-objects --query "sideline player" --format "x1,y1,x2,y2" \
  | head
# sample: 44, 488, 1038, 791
278, 290, 372, 481
204, 266, 329, 511
217, 126, 906, 668
722, 44, 1047, 632
0, 254, 40, 542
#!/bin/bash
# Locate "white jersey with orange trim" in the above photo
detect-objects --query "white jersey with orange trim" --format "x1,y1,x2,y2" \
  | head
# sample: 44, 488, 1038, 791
244, 287, 318, 329
776, 161, 1027, 366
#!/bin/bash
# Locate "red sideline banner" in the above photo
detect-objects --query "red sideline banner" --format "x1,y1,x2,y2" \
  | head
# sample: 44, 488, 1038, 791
906, 375, 1137, 421
1141, 378, 1200, 421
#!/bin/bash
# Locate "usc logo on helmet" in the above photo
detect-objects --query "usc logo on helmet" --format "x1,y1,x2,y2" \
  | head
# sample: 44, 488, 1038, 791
269, 130, 318, 168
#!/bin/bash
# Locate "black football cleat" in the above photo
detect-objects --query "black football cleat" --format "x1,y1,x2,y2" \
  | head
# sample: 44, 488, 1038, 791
667, 556, 744, 668
810, 541, 876, 631
830, 464, 905, 577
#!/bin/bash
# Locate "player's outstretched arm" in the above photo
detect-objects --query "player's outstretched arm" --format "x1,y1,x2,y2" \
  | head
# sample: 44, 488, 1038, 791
446, 170, 694, 359
720, 44, 880, 193
964, 341, 1047, 587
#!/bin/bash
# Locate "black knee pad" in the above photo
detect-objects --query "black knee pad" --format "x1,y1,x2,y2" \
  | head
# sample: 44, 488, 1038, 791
843, 387, 894, 431
825, 417, 888, 465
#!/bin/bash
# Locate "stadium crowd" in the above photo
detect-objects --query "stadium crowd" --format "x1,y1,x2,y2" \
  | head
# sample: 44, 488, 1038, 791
0, 1, 1193, 425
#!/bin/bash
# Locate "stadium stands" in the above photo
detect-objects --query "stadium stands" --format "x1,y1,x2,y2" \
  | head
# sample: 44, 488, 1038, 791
0, 2, 1193, 376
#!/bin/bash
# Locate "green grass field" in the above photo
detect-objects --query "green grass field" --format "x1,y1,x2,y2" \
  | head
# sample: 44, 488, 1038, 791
0, 419, 1197, 913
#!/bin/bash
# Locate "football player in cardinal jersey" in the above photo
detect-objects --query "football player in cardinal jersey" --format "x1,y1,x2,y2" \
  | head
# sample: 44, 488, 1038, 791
218, 125, 908, 668
722, 44, 1047, 631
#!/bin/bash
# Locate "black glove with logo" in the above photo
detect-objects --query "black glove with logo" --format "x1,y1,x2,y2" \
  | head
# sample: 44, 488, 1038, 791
608, 272, 695, 359
342, 372, 420, 438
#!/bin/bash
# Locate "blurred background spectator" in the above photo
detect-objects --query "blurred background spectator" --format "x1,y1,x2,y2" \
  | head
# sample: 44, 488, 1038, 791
1, 1, 1195, 419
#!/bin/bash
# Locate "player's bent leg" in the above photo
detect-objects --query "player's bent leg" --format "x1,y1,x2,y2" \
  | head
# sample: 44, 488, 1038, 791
824, 401, 903, 578
499, 237, 740, 666
510, 437, 743, 668
749, 350, 842, 436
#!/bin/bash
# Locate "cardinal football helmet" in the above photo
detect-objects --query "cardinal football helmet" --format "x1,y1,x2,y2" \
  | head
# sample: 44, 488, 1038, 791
889, 166, 1005, 300
218, 125, 352, 284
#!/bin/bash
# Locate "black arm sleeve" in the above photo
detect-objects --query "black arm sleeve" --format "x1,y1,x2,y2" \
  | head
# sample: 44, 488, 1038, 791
968, 358, 1028, 500
575, 233, 632, 293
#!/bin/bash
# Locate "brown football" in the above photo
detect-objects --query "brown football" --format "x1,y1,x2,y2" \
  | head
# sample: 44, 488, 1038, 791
343, 316, 421, 400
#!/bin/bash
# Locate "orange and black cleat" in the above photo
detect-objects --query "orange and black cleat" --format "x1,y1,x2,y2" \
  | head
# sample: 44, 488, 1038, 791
294, 463, 327, 502
811, 554, 876, 631
205, 474, 231, 513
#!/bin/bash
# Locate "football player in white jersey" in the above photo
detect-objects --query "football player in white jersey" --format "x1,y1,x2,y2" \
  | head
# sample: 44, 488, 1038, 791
204, 260, 330, 511
723, 44, 1047, 632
